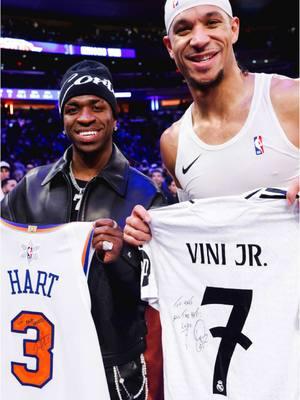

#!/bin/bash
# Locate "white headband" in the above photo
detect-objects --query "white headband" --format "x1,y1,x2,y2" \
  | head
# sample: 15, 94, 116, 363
164, 0, 233, 33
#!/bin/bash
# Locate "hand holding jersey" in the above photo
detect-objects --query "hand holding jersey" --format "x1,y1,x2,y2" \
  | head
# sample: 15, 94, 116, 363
124, 206, 152, 247
92, 218, 123, 263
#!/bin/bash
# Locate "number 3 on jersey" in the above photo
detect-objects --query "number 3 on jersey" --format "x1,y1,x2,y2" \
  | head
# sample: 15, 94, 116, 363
11, 311, 54, 388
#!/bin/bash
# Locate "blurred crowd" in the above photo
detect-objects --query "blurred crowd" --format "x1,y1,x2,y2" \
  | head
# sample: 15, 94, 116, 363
1, 106, 184, 203
1, 7, 297, 202
2, 14, 166, 48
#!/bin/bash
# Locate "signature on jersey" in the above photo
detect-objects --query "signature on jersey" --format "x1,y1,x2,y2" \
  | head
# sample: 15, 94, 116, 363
172, 295, 208, 351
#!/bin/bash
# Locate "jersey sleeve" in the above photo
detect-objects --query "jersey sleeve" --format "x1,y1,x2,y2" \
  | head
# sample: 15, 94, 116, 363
140, 244, 159, 310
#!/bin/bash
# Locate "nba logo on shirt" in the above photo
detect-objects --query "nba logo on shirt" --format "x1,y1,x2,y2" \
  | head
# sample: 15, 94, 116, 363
254, 136, 264, 155
21, 240, 39, 263
27, 244, 33, 260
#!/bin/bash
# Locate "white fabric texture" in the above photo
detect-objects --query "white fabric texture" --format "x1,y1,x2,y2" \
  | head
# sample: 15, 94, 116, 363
141, 192, 300, 400
0, 219, 110, 400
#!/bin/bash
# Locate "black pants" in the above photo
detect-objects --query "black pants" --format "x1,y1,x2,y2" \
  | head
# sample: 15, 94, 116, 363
105, 355, 146, 400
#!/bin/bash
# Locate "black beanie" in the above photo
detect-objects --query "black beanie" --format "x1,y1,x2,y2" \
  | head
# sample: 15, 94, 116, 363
59, 60, 117, 117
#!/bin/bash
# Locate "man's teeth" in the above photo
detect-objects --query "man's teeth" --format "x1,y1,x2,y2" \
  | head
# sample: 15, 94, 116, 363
79, 131, 97, 137
199, 55, 212, 61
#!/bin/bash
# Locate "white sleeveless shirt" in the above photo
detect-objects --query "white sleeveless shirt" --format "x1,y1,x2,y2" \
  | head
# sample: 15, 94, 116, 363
175, 73, 299, 199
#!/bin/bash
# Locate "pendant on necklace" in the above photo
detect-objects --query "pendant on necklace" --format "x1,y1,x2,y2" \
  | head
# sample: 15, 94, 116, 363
73, 192, 83, 211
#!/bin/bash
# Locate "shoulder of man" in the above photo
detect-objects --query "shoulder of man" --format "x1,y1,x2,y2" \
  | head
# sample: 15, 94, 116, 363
25, 163, 55, 181
161, 118, 181, 143
0, 162, 57, 222
270, 74, 299, 103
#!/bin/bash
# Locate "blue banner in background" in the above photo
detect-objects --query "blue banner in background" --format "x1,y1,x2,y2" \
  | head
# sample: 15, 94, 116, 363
0, 37, 136, 58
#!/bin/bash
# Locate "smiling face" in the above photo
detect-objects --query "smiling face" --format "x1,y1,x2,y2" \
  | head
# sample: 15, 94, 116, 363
63, 95, 116, 158
163, 5, 240, 90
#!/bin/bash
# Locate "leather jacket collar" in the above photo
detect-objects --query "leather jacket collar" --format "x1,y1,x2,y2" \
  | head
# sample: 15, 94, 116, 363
41, 144, 129, 196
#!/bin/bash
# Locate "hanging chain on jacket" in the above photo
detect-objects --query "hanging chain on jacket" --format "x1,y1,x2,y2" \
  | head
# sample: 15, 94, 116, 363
69, 161, 87, 211
113, 354, 148, 400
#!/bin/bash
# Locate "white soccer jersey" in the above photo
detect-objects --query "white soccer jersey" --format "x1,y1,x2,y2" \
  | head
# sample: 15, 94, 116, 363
0, 219, 110, 400
141, 189, 300, 400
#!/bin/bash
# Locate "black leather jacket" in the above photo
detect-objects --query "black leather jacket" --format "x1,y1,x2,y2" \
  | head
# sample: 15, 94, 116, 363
1, 145, 164, 367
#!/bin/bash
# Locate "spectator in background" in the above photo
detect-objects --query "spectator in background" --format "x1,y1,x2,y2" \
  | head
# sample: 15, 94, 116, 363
0, 161, 11, 181
25, 163, 35, 173
1, 178, 18, 195
149, 167, 169, 203
139, 158, 150, 176
165, 176, 179, 205
0, 161, 11, 200
12, 167, 26, 182
150, 167, 164, 188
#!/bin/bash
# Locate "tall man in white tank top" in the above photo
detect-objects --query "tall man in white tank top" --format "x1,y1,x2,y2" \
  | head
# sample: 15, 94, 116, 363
124, 0, 299, 245
123, 4, 299, 398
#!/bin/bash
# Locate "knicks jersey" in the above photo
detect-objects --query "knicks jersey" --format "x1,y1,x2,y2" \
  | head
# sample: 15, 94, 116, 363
0, 219, 110, 400
141, 189, 300, 400
175, 73, 299, 199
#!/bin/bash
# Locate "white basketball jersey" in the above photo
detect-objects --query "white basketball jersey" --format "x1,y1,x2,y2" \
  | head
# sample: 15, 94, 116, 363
141, 189, 300, 400
0, 219, 110, 400
175, 73, 300, 199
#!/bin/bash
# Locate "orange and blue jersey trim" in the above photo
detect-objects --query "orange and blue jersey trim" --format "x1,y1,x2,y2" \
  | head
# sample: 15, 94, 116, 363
0, 217, 62, 233
1, 217, 94, 275
81, 228, 94, 276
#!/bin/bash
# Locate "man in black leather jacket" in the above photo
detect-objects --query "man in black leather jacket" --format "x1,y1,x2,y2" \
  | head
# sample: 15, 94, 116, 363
1, 60, 164, 400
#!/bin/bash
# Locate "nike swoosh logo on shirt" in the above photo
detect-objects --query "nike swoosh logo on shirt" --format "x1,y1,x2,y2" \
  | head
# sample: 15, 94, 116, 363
182, 154, 201, 175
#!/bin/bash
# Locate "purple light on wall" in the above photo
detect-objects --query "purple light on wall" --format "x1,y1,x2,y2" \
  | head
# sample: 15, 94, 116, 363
121, 48, 136, 58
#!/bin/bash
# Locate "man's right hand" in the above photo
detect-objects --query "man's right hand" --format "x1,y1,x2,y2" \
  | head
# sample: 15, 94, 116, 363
124, 205, 152, 246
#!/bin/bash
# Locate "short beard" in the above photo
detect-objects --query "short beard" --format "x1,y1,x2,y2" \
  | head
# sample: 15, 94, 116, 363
188, 69, 224, 91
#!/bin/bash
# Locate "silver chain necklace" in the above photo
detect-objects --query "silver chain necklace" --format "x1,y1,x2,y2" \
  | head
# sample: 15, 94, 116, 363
69, 161, 86, 194
69, 162, 87, 211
